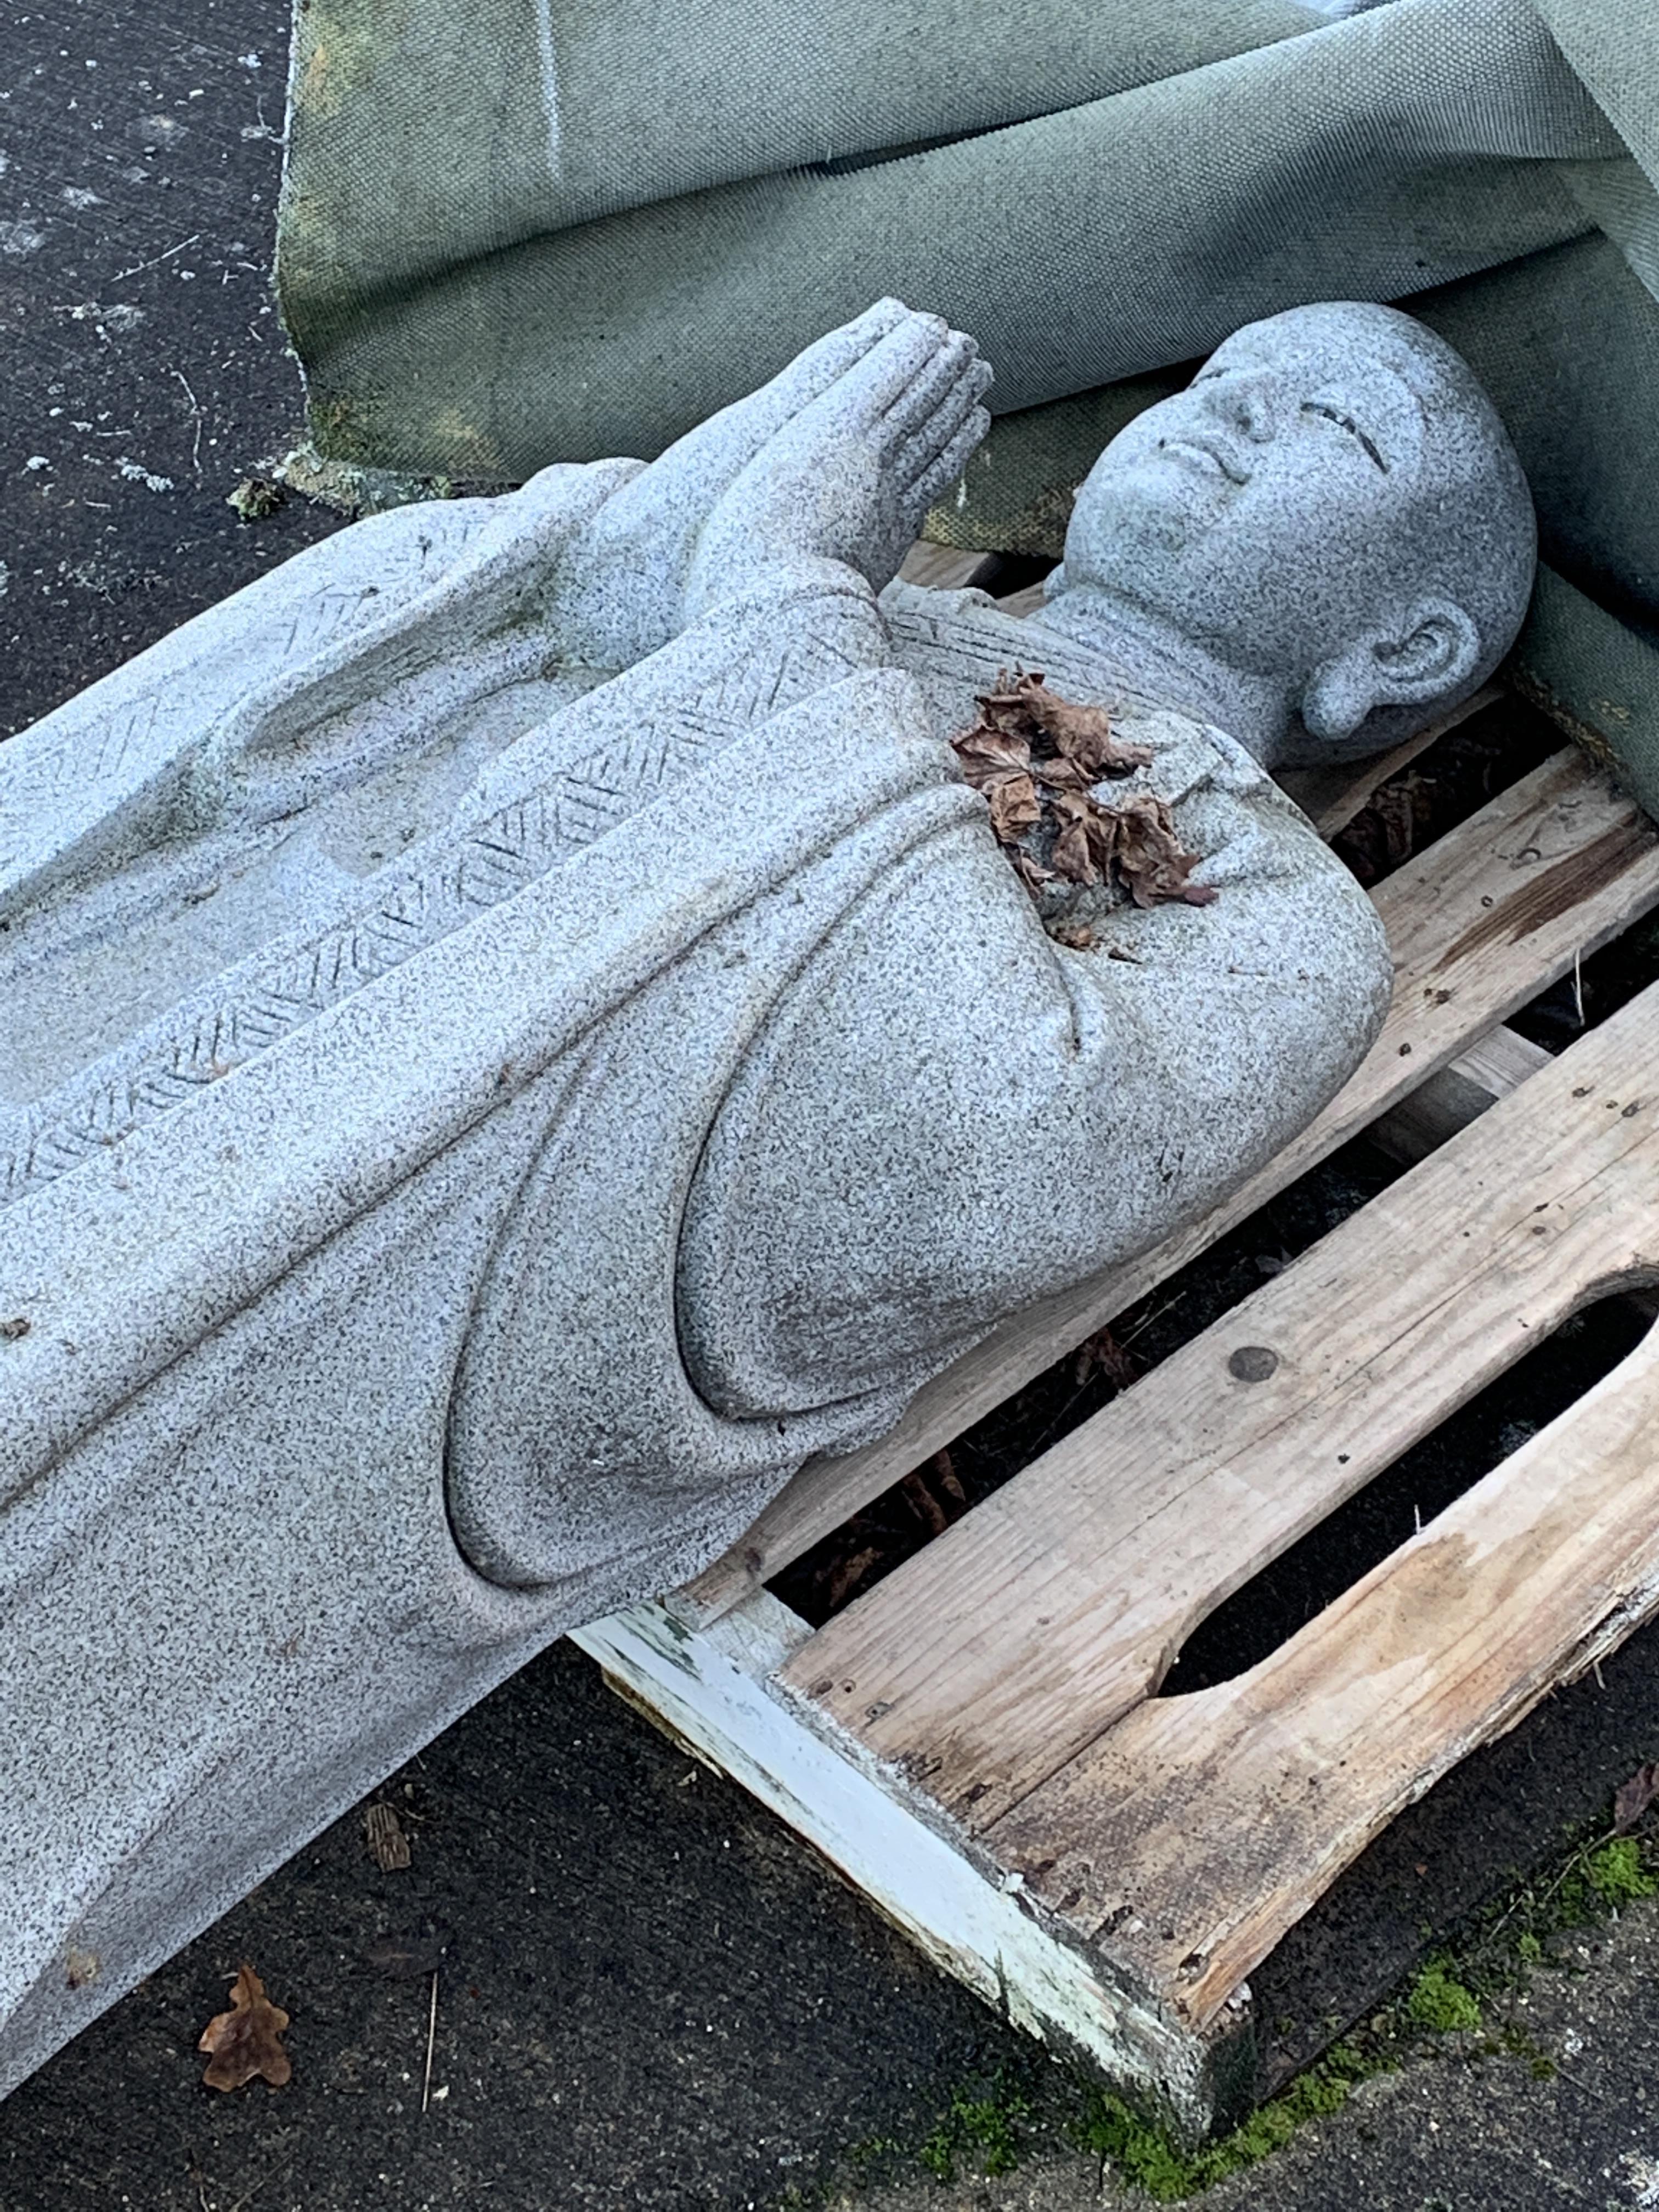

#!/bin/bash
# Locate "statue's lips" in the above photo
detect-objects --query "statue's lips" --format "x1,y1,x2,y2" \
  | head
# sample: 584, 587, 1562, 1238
1155, 433, 1251, 486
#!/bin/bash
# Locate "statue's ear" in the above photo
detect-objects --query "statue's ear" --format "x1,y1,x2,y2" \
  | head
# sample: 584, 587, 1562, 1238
1301, 598, 1482, 744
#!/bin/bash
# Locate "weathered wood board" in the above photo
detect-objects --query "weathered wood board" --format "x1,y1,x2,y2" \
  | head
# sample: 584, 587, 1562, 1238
992, 1301, 1659, 2030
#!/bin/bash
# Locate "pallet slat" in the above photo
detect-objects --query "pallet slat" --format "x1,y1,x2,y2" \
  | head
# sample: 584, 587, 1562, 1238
897, 544, 998, 591
991, 1296, 1659, 2031
680, 749, 1659, 1623
569, 1590, 1240, 2130
779, 975, 1659, 1828
1372, 1020, 1551, 1164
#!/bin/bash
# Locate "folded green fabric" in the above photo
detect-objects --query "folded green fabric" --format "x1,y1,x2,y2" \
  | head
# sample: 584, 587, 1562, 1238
1514, 567, 1659, 825
277, 0, 1659, 809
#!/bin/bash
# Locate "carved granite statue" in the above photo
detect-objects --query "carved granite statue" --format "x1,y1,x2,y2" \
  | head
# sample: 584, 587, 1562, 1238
0, 300, 1533, 2094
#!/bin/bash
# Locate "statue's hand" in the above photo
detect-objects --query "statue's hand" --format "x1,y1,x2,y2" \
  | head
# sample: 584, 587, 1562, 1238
682, 311, 991, 620
551, 301, 925, 668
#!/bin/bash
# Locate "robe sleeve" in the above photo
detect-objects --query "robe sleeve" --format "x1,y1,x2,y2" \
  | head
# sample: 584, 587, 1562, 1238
675, 714, 1391, 1417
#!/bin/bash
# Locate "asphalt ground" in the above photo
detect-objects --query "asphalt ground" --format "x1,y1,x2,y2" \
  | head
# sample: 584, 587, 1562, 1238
3, 4, 1658, 2207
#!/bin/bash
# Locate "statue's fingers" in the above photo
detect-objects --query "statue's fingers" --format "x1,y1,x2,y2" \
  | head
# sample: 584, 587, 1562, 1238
879, 331, 979, 440
898, 357, 994, 478
832, 309, 952, 416
777, 298, 912, 397
849, 297, 913, 340
909, 408, 992, 514
734, 301, 912, 439
661, 300, 915, 487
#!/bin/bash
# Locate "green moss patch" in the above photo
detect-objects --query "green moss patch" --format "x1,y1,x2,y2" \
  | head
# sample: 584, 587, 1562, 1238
1069, 2042, 1378, 2202
1404, 1960, 1483, 2034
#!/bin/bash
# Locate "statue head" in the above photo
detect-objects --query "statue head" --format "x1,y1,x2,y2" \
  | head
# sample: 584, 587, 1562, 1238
1041, 303, 1536, 765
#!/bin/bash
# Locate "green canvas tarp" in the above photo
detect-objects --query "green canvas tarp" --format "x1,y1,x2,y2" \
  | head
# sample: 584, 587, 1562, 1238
276, 0, 1659, 810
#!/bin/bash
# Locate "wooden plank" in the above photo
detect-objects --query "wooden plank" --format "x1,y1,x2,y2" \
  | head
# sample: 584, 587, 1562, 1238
1371, 1022, 1551, 1165
989, 1305, 1659, 2030
994, 580, 1048, 620
777, 977, 1659, 1830
1458, 1022, 1557, 1093
899, 544, 997, 592
679, 751, 1659, 1624
568, 1592, 1247, 2139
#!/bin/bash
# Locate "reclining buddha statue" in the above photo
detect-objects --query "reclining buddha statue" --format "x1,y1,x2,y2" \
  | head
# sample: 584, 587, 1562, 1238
0, 298, 1534, 2093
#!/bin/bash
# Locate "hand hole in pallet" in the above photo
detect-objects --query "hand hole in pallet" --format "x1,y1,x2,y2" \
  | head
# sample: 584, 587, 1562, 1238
1154, 1288, 1657, 1698
575, 629, 1659, 2141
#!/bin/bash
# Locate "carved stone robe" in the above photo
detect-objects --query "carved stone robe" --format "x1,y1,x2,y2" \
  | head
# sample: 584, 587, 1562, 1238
0, 469, 1388, 2094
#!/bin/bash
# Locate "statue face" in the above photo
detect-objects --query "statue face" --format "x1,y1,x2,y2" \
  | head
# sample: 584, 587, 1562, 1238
1057, 303, 1517, 686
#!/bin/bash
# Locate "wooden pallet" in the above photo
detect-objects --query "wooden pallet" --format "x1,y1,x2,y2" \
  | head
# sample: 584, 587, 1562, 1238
572, 570, 1659, 2138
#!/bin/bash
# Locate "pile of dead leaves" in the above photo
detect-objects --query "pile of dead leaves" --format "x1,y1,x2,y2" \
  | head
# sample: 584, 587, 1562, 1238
950, 672, 1217, 927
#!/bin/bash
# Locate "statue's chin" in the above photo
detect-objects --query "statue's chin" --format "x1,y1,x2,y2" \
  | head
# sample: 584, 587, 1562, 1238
1070, 459, 1235, 565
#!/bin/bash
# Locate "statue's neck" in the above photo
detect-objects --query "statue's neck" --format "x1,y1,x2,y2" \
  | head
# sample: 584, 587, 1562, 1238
1027, 585, 1291, 766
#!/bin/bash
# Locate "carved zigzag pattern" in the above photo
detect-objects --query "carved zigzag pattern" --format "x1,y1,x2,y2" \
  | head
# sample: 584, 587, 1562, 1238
4, 627, 867, 1204
0, 696, 163, 874
889, 602, 1080, 690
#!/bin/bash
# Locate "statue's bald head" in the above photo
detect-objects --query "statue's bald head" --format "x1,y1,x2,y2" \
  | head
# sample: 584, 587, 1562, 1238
1051, 303, 1536, 763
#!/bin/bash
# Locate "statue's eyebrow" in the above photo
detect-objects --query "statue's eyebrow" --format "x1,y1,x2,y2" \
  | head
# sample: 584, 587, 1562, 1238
1300, 399, 1389, 473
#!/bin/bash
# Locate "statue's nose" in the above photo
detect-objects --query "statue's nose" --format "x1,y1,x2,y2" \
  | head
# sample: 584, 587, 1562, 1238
1206, 371, 1277, 442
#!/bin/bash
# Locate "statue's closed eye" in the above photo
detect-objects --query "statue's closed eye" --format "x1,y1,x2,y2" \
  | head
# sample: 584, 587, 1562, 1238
1301, 400, 1389, 475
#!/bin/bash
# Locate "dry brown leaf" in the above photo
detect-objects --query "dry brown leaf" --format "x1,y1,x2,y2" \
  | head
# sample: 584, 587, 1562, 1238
900, 1469, 951, 1538
364, 1801, 412, 1871
1049, 790, 1119, 886
824, 1544, 883, 1612
987, 772, 1041, 842
1030, 752, 1096, 795
1050, 813, 1097, 885
931, 1449, 968, 1509
972, 673, 1037, 737
1072, 1326, 1141, 1392
1613, 1762, 1659, 1833
951, 674, 1215, 913
997, 672, 1153, 778
1111, 792, 1219, 910
949, 722, 1032, 792
198, 1962, 292, 2092
900, 1451, 970, 1538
